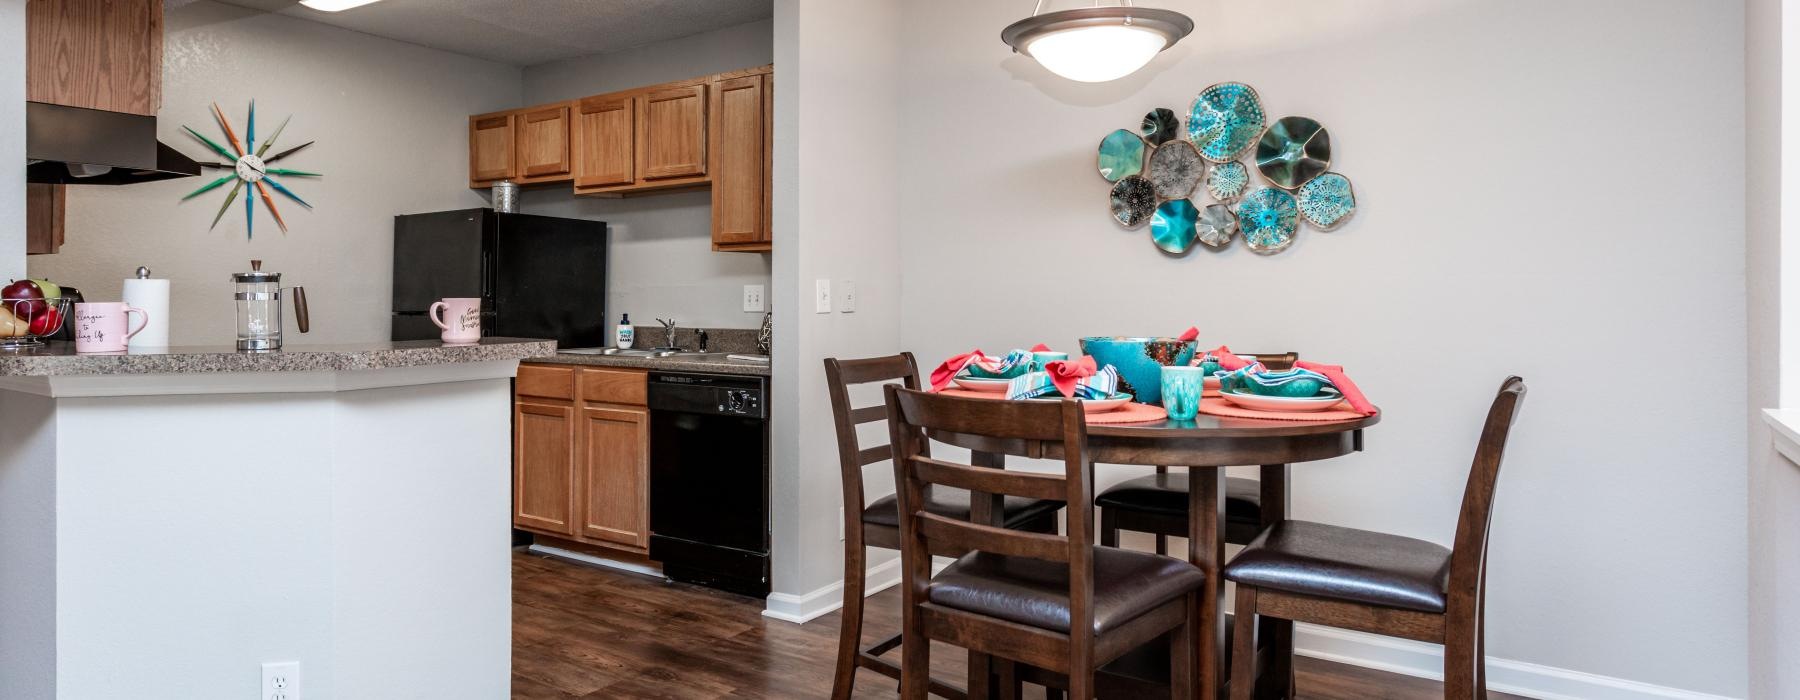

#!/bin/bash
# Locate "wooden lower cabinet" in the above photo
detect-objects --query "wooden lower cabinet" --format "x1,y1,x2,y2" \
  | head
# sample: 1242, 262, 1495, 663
513, 364, 651, 555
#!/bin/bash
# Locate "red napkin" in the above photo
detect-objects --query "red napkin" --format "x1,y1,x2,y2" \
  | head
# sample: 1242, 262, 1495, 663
1177, 326, 1199, 342
1030, 343, 1052, 352
1205, 345, 1253, 371
930, 349, 987, 391
1295, 360, 1377, 416
1044, 356, 1097, 398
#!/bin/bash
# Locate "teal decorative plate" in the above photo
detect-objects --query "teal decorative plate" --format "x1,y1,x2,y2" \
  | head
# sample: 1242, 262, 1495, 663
1141, 108, 1180, 146
1297, 172, 1356, 230
1256, 116, 1330, 189
1146, 140, 1204, 199
1205, 160, 1249, 202
1109, 176, 1157, 228
1150, 199, 1200, 254
1237, 188, 1300, 254
1197, 203, 1238, 247
1098, 129, 1147, 182
1186, 82, 1266, 163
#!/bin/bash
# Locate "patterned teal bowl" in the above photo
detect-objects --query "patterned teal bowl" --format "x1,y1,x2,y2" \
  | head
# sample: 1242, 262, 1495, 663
1077, 336, 1198, 405
1241, 369, 1330, 397
965, 362, 1032, 380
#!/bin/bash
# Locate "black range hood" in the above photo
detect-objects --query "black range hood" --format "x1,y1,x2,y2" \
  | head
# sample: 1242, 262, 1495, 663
26, 101, 201, 185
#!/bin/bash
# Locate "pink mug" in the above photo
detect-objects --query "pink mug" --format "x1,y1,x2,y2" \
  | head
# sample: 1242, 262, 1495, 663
429, 297, 482, 344
73, 302, 149, 353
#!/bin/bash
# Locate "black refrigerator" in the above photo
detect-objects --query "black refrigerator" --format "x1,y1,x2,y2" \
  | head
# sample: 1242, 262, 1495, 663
392, 209, 607, 349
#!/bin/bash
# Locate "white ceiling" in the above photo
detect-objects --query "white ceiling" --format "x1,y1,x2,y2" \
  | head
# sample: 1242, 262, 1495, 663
205, 0, 774, 66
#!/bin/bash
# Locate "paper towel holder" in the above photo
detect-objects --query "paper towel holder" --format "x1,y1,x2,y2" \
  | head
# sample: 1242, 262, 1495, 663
136, 266, 150, 279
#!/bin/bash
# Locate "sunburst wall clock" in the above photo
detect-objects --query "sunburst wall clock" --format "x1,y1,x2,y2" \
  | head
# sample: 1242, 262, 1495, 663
180, 101, 321, 238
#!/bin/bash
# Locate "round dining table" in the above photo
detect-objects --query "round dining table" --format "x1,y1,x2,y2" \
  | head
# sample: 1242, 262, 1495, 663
932, 409, 1380, 700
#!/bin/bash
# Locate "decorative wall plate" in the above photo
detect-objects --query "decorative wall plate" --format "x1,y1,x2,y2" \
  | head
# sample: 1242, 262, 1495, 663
1186, 82, 1266, 163
1141, 108, 1180, 146
1237, 188, 1300, 254
179, 100, 321, 238
1109, 176, 1157, 228
1205, 160, 1249, 202
1146, 140, 1204, 199
1296, 172, 1356, 229
1255, 116, 1330, 190
1098, 129, 1148, 182
1197, 203, 1238, 247
1150, 199, 1200, 254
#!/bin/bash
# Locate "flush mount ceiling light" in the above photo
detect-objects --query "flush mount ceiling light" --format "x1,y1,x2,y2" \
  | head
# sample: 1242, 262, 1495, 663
298, 0, 382, 11
1001, 1, 1194, 83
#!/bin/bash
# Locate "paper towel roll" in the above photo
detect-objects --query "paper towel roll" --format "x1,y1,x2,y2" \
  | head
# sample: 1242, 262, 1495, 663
121, 277, 170, 348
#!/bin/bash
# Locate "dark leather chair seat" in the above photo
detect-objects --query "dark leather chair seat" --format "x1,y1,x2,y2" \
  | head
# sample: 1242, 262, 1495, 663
1223, 520, 1452, 613
927, 547, 1205, 635
1095, 474, 1262, 523
863, 489, 1061, 530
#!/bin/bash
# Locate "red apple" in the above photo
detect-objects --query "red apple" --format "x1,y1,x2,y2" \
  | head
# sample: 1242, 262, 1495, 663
2, 279, 45, 319
26, 307, 61, 336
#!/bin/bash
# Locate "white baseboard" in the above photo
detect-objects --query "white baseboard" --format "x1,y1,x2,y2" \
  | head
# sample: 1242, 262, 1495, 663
526, 544, 664, 580
763, 558, 906, 623
1294, 625, 1740, 700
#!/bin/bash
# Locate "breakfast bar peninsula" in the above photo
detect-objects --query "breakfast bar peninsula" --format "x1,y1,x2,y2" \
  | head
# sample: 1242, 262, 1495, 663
0, 338, 553, 699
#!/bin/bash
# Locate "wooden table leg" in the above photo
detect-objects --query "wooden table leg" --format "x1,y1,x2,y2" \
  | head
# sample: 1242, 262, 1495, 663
1255, 464, 1295, 700
1189, 467, 1227, 700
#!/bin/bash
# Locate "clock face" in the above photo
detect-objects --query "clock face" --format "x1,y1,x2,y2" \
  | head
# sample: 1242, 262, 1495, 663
234, 154, 267, 183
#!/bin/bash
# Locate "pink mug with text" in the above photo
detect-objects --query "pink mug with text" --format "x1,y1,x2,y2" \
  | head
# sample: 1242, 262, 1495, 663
73, 302, 149, 353
429, 297, 482, 344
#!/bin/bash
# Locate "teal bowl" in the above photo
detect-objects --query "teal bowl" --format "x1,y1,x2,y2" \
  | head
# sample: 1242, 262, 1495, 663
965, 362, 1031, 380
1247, 377, 1325, 397
1077, 336, 1198, 404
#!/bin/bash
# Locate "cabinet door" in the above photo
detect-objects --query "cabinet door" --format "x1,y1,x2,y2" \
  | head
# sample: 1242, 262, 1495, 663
470, 113, 517, 183
514, 399, 576, 535
516, 104, 571, 178
27, 0, 162, 116
574, 96, 635, 188
638, 85, 707, 180
710, 75, 767, 247
579, 405, 649, 550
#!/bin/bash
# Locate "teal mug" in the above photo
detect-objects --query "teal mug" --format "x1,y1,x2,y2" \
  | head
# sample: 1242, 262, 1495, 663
1031, 351, 1069, 372
1160, 365, 1206, 421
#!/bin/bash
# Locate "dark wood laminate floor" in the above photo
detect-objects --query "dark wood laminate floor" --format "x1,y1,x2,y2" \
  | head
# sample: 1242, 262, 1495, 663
512, 551, 1523, 699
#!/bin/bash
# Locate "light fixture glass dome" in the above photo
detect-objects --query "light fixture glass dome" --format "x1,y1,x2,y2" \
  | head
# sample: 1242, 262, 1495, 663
1002, 5, 1194, 83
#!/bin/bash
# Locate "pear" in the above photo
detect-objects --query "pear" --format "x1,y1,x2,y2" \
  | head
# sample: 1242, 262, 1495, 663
0, 305, 24, 338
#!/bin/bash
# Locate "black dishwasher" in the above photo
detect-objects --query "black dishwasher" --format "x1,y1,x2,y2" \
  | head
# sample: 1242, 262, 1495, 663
647, 372, 770, 597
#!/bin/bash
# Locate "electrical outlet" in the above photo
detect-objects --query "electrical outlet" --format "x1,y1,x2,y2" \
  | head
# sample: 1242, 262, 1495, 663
742, 284, 765, 313
262, 661, 301, 700
839, 281, 857, 313
814, 279, 831, 314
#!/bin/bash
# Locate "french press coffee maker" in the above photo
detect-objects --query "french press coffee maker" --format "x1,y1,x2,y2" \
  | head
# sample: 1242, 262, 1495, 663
232, 260, 309, 351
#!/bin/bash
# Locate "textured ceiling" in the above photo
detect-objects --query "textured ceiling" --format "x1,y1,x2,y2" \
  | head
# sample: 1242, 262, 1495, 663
208, 0, 773, 66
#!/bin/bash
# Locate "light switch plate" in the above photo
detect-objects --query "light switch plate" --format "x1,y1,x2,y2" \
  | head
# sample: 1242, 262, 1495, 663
840, 281, 857, 313
742, 284, 765, 313
814, 279, 831, 314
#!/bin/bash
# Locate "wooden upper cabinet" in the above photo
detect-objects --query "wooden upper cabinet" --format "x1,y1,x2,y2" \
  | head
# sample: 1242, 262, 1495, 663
516, 104, 572, 179
27, 0, 163, 116
710, 74, 768, 249
574, 95, 635, 189
638, 85, 708, 180
469, 112, 517, 185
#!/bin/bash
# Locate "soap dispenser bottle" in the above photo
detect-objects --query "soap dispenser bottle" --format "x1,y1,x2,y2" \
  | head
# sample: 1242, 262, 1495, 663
616, 313, 634, 349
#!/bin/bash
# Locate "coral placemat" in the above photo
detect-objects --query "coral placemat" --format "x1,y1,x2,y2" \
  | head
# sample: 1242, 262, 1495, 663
1198, 397, 1368, 422
936, 389, 1169, 424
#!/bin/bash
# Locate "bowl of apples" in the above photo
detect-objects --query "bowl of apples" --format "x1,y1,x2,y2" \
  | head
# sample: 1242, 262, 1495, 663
0, 278, 71, 348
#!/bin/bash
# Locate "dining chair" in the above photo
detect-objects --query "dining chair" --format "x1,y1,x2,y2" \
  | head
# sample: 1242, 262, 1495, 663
1227, 376, 1526, 700
885, 385, 1205, 700
823, 354, 1064, 700
1096, 352, 1299, 555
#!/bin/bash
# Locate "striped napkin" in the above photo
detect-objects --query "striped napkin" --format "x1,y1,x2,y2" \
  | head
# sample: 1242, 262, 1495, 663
1005, 365, 1120, 400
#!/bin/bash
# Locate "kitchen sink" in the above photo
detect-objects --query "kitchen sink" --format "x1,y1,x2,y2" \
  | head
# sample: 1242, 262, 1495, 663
557, 348, 768, 363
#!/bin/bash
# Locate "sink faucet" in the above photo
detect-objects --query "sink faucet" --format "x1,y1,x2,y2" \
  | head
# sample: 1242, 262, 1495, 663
655, 318, 678, 349
696, 328, 709, 353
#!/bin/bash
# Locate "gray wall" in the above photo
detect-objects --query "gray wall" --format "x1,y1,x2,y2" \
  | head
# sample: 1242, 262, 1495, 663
0, 0, 24, 282
27, 1, 520, 345
519, 19, 773, 338
895, 0, 1746, 696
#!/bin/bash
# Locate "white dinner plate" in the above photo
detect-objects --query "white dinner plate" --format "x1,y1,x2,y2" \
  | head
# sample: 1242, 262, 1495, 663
1218, 388, 1345, 412
952, 376, 1012, 393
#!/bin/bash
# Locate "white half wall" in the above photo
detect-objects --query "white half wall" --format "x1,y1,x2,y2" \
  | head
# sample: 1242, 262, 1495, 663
519, 20, 774, 337
0, 0, 25, 281
893, 0, 1748, 697
26, 1, 520, 345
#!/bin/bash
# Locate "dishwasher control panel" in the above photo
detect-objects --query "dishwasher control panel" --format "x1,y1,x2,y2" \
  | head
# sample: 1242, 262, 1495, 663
648, 372, 768, 420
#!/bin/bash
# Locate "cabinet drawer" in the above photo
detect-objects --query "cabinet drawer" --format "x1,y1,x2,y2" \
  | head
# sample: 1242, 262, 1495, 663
517, 364, 575, 400
581, 368, 647, 406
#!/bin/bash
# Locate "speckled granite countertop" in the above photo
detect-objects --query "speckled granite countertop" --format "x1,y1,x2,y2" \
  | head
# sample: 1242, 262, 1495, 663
0, 338, 557, 377
525, 352, 772, 377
